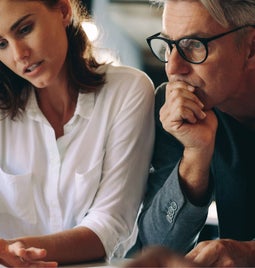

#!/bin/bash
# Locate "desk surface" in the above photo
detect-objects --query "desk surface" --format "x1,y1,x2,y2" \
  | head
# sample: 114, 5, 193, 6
60, 258, 128, 267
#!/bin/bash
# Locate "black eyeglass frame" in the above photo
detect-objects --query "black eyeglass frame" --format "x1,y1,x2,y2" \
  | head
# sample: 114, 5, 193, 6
146, 24, 255, 64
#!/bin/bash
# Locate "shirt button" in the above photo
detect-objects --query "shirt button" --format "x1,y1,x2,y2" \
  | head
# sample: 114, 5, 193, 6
166, 201, 178, 224
167, 206, 175, 216
170, 201, 177, 211
166, 214, 173, 223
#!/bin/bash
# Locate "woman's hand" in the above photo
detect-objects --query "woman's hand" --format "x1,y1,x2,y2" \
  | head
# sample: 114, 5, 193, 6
0, 239, 58, 267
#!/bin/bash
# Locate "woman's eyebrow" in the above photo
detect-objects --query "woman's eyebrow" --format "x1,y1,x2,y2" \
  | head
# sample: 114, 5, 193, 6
10, 14, 33, 32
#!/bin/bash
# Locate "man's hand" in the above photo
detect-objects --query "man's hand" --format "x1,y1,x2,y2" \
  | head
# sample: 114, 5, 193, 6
125, 240, 255, 267
160, 82, 217, 151
160, 82, 218, 203
0, 239, 58, 267
186, 239, 255, 267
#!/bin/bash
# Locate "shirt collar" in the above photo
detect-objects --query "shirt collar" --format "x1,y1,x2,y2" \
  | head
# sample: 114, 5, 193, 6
74, 91, 95, 120
25, 88, 95, 121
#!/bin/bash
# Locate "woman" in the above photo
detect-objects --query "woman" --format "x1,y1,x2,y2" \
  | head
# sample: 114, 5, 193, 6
0, 0, 154, 266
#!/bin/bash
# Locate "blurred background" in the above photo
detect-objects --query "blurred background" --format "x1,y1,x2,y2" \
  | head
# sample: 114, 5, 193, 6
81, 0, 167, 88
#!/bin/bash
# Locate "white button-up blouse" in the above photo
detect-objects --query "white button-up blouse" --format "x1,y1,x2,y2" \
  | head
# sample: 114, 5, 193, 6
0, 64, 155, 258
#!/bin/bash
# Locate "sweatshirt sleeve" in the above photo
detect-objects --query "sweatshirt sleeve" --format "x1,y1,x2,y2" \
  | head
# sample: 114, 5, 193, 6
138, 162, 210, 253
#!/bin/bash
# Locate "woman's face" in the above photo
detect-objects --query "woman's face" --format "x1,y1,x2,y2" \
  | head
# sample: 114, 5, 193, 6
0, 0, 71, 89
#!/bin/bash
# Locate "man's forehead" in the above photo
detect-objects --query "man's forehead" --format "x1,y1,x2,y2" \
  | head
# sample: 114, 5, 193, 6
163, 0, 210, 23
162, 0, 221, 38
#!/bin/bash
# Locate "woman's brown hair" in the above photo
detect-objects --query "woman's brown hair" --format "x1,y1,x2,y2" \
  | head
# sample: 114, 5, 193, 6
0, 0, 106, 119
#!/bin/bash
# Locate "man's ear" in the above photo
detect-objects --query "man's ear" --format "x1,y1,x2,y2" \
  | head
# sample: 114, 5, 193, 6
248, 39, 255, 58
246, 31, 255, 69
58, 0, 72, 27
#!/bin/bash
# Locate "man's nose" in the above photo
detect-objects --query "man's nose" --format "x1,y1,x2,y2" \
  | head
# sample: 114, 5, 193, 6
165, 47, 190, 76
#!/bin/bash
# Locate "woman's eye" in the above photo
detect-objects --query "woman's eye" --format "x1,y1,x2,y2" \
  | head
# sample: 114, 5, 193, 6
0, 40, 8, 49
18, 24, 33, 36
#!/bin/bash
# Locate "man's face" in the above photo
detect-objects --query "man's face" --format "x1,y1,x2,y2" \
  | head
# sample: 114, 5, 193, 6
162, 0, 248, 111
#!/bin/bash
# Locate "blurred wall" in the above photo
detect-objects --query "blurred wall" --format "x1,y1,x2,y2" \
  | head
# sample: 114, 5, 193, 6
92, 0, 143, 69
91, 0, 167, 87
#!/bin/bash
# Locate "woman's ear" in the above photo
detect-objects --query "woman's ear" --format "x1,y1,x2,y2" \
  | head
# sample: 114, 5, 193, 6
58, 0, 72, 27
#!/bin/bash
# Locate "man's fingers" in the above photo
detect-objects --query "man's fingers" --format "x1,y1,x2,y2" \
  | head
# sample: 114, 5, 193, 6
186, 241, 218, 267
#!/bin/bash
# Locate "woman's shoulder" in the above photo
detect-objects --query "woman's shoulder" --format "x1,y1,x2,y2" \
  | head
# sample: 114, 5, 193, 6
104, 64, 154, 86
94, 63, 155, 104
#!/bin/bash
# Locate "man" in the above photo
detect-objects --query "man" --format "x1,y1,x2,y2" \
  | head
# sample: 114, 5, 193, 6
129, 0, 255, 266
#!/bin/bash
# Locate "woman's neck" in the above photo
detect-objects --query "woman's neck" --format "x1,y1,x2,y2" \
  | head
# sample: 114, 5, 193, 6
35, 85, 78, 139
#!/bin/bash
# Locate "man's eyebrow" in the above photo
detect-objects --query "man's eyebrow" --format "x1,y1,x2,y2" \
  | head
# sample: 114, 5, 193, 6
160, 31, 211, 40
10, 14, 33, 32
160, 32, 169, 38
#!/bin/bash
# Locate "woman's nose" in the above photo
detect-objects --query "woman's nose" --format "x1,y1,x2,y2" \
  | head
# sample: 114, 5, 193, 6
11, 40, 30, 62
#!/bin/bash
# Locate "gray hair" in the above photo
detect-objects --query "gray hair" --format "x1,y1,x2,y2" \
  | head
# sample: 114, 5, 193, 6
152, 0, 255, 28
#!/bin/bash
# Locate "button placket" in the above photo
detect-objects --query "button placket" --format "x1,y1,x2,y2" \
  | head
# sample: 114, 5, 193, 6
46, 127, 63, 232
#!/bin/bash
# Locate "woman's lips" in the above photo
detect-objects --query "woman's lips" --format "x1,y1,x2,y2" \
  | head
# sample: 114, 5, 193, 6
24, 61, 43, 73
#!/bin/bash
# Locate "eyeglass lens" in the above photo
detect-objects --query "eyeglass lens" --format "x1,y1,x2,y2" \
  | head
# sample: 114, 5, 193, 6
150, 38, 207, 63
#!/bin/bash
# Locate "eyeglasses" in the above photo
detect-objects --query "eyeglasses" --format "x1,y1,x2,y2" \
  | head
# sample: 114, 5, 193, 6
146, 24, 255, 64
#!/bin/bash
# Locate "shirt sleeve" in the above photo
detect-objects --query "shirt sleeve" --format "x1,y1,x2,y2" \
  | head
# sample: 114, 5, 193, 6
76, 68, 155, 259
